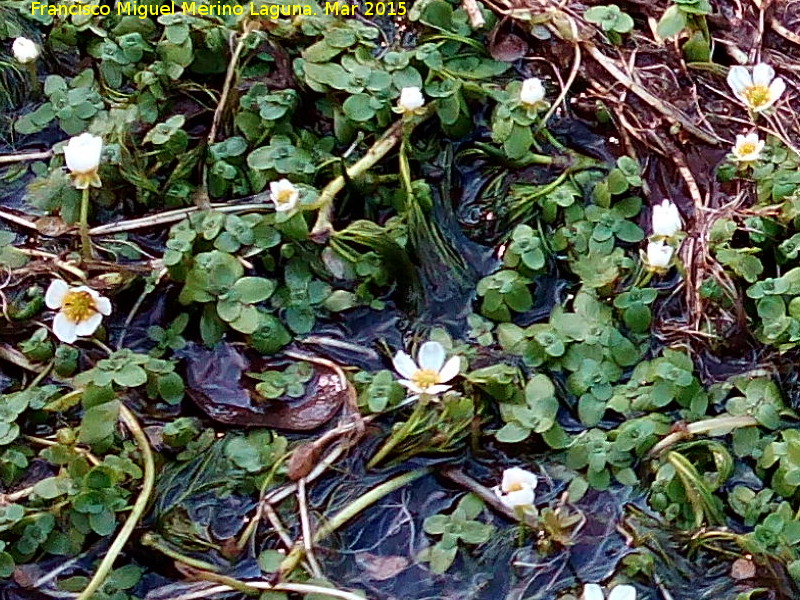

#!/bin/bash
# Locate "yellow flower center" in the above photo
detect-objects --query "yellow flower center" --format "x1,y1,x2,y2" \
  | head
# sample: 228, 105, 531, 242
275, 189, 295, 206
411, 369, 440, 390
506, 482, 525, 493
742, 85, 771, 109
61, 291, 97, 323
738, 142, 757, 156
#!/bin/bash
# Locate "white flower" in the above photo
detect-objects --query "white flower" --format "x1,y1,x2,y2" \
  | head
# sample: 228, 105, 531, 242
581, 583, 637, 600
269, 179, 299, 213
64, 133, 103, 189
396, 86, 425, 114
520, 77, 546, 107
12, 37, 39, 64
492, 467, 538, 510
45, 280, 112, 344
645, 241, 674, 272
651, 200, 682, 238
392, 340, 460, 397
727, 63, 786, 113
731, 132, 765, 163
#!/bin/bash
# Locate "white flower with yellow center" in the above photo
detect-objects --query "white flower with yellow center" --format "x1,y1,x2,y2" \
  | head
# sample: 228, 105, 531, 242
651, 199, 682, 239
392, 341, 460, 397
581, 583, 637, 600
45, 280, 112, 344
395, 86, 425, 115
12, 37, 40, 64
727, 63, 785, 114
644, 240, 674, 273
730, 132, 765, 163
519, 77, 546, 108
493, 467, 538, 510
64, 133, 103, 189
269, 179, 299, 213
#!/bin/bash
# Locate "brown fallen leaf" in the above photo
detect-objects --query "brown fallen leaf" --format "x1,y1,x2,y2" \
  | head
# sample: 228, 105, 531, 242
35, 215, 72, 237
183, 343, 346, 430
488, 19, 529, 63
355, 552, 409, 581
731, 556, 756, 580
287, 440, 324, 481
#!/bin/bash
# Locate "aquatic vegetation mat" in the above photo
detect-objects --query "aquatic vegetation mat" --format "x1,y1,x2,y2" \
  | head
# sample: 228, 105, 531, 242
1, 0, 800, 599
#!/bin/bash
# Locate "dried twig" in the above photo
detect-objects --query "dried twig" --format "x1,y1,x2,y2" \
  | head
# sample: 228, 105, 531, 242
261, 502, 295, 550
161, 581, 366, 600
88, 201, 268, 236
461, 0, 486, 29
582, 42, 720, 145
770, 18, 800, 46
0, 209, 39, 232
0, 150, 52, 164
296, 479, 323, 578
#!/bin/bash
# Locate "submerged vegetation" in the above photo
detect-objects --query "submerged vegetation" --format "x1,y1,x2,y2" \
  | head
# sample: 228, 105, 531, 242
1, 0, 800, 598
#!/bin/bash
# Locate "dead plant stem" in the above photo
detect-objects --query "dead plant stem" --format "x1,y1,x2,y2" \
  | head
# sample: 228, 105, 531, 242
647, 415, 759, 459
279, 467, 431, 577
207, 26, 252, 146
310, 110, 434, 238
74, 404, 156, 600
0, 150, 52, 164
297, 479, 323, 578
461, 0, 485, 29
581, 42, 719, 145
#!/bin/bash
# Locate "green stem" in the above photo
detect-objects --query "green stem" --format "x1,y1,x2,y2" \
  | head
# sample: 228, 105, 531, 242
140, 533, 221, 572
366, 400, 426, 470
633, 266, 654, 289
79, 187, 93, 260
74, 404, 155, 600
509, 170, 569, 223
24, 62, 40, 96
647, 415, 758, 459
310, 108, 434, 240
472, 142, 555, 167
540, 128, 567, 152
399, 136, 414, 204
25, 361, 53, 389
279, 467, 431, 577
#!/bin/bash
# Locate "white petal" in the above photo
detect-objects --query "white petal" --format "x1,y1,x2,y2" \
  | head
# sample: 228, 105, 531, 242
64, 133, 102, 174
417, 341, 445, 371
502, 467, 538, 491
500, 487, 534, 508
438, 355, 461, 383
764, 77, 786, 109
422, 384, 452, 395
52, 312, 78, 344
726, 66, 752, 94
45, 279, 69, 309
397, 379, 425, 394
646, 241, 673, 268
74, 312, 103, 337
398, 87, 424, 111
651, 200, 681, 237
581, 584, 606, 600
392, 352, 418, 379
520, 78, 545, 105
608, 585, 637, 600
751, 63, 775, 86
273, 197, 298, 212
12, 37, 39, 63
95, 296, 112, 316
269, 179, 299, 212
741, 132, 759, 145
